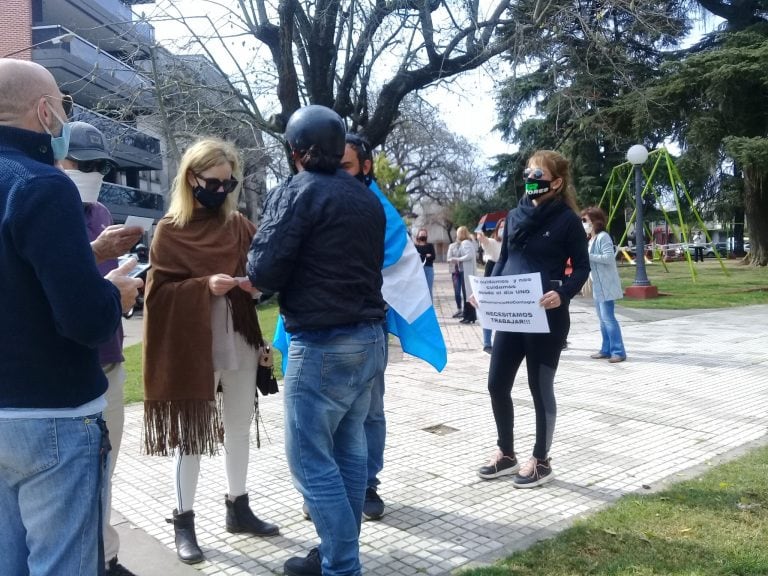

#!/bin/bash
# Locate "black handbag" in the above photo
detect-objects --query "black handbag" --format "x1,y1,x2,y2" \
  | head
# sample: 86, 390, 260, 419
256, 343, 279, 396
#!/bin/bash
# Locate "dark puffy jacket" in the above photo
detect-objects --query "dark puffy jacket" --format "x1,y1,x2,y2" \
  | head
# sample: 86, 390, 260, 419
247, 169, 386, 332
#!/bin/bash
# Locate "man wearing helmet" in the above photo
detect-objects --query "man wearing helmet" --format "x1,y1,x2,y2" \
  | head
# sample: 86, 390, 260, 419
248, 105, 386, 576
59, 121, 143, 576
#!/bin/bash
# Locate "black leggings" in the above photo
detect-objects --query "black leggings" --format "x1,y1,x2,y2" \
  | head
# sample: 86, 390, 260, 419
487, 306, 569, 460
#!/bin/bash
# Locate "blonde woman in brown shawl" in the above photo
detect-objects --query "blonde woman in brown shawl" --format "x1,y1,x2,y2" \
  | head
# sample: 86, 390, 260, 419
142, 139, 278, 565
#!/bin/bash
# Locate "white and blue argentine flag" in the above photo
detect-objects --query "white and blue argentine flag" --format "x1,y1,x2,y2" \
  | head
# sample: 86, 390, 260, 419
273, 180, 447, 373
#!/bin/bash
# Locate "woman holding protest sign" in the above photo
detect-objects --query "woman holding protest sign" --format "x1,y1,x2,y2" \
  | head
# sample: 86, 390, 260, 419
476, 150, 589, 488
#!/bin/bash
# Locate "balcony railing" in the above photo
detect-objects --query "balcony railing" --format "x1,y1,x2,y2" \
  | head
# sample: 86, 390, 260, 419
99, 182, 164, 214
38, 0, 155, 50
32, 26, 155, 110
72, 104, 162, 169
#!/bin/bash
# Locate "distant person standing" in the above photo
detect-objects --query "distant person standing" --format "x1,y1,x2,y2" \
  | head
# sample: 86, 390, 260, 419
477, 220, 504, 353
414, 228, 436, 299
692, 231, 705, 263
59, 121, 144, 576
453, 226, 477, 324
248, 105, 386, 576
447, 239, 466, 318
582, 207, 626, 363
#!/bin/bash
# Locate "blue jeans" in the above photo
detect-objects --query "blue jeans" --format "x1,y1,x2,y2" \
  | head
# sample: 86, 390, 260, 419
596, 300, 626, 358
423, 266, 434, 300
0, 415, 107, 576
284, 322, 386, 576
364, 329, 389, 489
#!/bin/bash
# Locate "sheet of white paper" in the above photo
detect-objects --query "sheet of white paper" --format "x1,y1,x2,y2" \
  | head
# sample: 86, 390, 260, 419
468, 273, 550, 333
123, 216, 154, 232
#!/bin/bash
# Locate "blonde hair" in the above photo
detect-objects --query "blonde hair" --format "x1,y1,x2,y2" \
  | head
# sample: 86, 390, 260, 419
166, 138, 242, 227
527, 150, 579, 213
456, 226, 471, 242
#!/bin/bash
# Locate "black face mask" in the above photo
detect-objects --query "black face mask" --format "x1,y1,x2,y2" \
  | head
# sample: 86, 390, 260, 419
524, 178, 552, 199
193, 185, 228, 211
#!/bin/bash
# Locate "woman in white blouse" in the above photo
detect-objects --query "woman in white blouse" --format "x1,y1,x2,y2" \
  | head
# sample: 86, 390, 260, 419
476, 221, 505, 350
452, 226, 478, 324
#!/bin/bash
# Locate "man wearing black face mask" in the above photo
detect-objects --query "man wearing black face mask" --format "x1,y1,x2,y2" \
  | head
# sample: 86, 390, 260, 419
339, 133, 390, 520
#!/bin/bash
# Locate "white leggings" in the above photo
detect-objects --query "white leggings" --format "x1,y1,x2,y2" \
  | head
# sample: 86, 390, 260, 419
174, 363, 256, 512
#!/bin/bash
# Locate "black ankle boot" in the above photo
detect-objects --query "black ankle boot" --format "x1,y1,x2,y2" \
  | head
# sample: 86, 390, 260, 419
225, 493, 280, 536
167, 509, 204, 564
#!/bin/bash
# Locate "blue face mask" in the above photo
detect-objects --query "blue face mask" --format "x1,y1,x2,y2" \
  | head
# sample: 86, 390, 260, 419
39, 102, 71, 161
50, 122, 72, 161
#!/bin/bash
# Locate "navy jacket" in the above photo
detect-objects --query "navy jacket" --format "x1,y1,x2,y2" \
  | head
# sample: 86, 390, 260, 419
0, 126, 122, 409
494, 198, 589, 302
248, 169, 386, 332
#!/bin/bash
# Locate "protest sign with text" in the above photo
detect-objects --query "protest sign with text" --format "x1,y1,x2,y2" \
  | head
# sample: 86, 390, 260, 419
468, 273, 550, 333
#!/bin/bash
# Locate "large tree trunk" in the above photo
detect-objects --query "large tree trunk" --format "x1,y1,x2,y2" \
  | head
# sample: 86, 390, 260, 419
743, 167, 768, 266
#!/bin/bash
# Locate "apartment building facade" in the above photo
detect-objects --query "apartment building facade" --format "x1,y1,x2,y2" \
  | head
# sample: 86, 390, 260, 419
1, 0, 166, 224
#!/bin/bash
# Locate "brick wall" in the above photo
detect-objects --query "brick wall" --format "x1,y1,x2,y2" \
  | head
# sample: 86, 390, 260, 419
0, 0, 32, 60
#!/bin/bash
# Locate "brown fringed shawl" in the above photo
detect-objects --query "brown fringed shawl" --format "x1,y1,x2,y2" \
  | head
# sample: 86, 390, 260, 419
142, 208, 261, 456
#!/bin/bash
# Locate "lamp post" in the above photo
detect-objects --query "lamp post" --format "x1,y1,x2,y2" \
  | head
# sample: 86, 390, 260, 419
624, 144, 658, 299
2, 33, 74, 59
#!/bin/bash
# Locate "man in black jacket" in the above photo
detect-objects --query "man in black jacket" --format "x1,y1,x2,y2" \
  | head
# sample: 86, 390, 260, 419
248, 105, 386, 576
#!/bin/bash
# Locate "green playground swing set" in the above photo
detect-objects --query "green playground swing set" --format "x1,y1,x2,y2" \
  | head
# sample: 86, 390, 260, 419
598, 147, 729, 282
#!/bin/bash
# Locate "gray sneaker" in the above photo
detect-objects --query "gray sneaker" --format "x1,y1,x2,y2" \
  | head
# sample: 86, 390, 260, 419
301, 501, 311, 521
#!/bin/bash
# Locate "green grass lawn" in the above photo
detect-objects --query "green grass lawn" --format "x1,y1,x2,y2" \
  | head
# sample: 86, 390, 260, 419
458, 445, 768, 576
123, 299, 282, 404
617, 259, 768, 309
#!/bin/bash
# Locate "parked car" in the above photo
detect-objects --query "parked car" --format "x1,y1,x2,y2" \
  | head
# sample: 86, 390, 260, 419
119, 243, 150, 318
676, 242, 726, 258
706, 242, 728, 258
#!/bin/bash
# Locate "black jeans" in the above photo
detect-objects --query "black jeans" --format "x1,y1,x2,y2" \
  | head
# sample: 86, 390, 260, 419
451, 270, 465, 310
487, 305, 569, 460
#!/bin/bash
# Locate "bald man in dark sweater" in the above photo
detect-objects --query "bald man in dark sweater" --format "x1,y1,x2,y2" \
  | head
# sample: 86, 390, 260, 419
0, 59, 141, 576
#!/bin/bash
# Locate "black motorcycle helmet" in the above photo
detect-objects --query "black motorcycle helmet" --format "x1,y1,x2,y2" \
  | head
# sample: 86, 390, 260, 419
284, 105, 346, 159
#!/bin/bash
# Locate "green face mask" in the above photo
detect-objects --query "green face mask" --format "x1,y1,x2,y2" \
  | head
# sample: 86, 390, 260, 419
525, 178, 551, 199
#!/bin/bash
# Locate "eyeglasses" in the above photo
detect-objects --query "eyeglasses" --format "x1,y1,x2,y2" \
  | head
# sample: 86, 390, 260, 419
43, 93, 73, 118
193, 173, 239, 194
78, 160, 113, 175
523, 167, 545, 180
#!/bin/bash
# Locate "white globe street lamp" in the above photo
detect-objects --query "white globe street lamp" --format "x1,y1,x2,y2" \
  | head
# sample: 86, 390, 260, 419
625, 144, 658, 299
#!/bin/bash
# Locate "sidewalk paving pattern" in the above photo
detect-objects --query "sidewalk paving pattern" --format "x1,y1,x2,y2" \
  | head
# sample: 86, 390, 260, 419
115, 267, 768, 575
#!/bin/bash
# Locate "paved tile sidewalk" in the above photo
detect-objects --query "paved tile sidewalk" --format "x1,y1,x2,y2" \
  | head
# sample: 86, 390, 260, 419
116, 267, 768, 575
